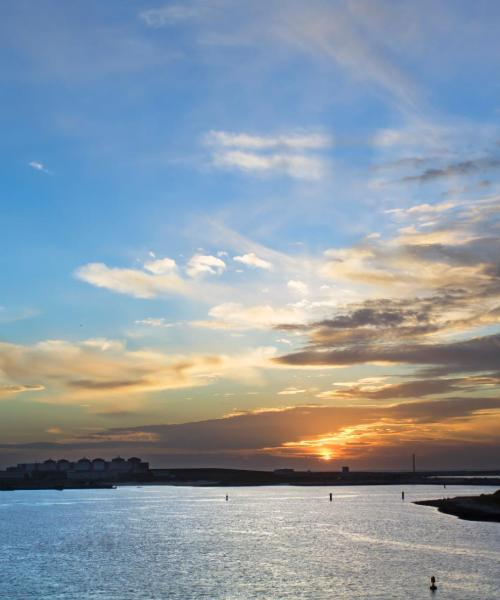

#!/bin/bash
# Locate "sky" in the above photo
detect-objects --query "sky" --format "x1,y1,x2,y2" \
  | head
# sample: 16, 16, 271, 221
1, 0, 500, 470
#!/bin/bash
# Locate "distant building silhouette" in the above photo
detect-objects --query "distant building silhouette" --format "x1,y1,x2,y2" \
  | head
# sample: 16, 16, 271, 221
5, 457, 149, 482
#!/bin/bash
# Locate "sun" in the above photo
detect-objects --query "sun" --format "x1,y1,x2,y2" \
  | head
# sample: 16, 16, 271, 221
319, 449, 333, 461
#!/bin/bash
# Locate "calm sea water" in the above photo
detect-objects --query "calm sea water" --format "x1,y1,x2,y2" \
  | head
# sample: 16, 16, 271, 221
0, 485, 499, 599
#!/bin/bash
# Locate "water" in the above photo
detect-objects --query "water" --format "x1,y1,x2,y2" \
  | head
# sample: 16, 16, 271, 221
0, 485, 499, 599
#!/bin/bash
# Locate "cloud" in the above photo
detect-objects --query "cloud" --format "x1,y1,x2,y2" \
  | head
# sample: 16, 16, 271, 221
76, 251, 233, 300
278, 387, 307, 396
77, 193, 500, 386
0, 339, 277, 408
5, 400, 499, 470
186, 253, 226, 277
287, 279, 309, 295
192, 302, 306, 331
212, 150, 326, 180
205, 129, 330, 180
276, 332, 500, 376
0, 306, 38, 323
205, 130, 332, 150
29, 161, 50, 174
134, 318, 174, 328
316, 375, 500, 401
75, 262, 191, 299
400, 158, 500, 184
139, 4, 200, 28
143, 257, 177, 275
386, 201, 455, 217
233, 252, 272, 270
0, 384, 45, 399
317, 196, 500, 303
269, 2, 423, 112
45, 427, 63, 435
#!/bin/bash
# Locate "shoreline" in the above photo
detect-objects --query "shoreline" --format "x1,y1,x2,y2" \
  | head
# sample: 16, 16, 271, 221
3, 467, 500, 491
414, 490, 500, 523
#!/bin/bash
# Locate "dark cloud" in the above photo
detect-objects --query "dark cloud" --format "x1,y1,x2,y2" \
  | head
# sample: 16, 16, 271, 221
68, 379, 143, 390
373, 157, 434, 171
314, 308, 412, 329
1, 396, 499, 471
93, 410, 146, 419
325, 378, 467, 400
276, 333, 500, 375
276, 297, 441, 343
388, 396, 500, 422
400, 157, 500, 183
2, 397, 499, 456
402, 236, 500, 270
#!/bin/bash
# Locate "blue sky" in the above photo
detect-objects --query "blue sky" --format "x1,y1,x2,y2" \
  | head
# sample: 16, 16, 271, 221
1, 1, 500, 469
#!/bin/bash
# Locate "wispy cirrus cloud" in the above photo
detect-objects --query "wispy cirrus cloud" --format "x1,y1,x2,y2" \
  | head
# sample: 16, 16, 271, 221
385, 201, 456, 217
0, 306, 38, 323
267, 2, 425, 113
399, 157, 500, 184
134, 318, 174, 328
139, 4, 201, 28
205, 130, 332, 150
204, 130, 332, 180
277, 387, 307, 396
0, 384, 45, 399
211, 150, 326, 180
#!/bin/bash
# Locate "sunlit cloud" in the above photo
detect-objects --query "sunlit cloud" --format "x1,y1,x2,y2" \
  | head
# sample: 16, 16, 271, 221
143, 257, 177, 275
6, 401, 499, 470
0, 339, 277, 409
75, 262, 191, 299
385, 201, 456, 217
192, 302, 307, 331
134, 318, 174, 328
0, 384, 45, 399
186, 253, 226, 277
278, 387, 307, 396
316, 374, 500, 401
233, 252, 272, 270
45, 427, 63, 435
287, 279, 309, 296
3, 1, 500, 471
